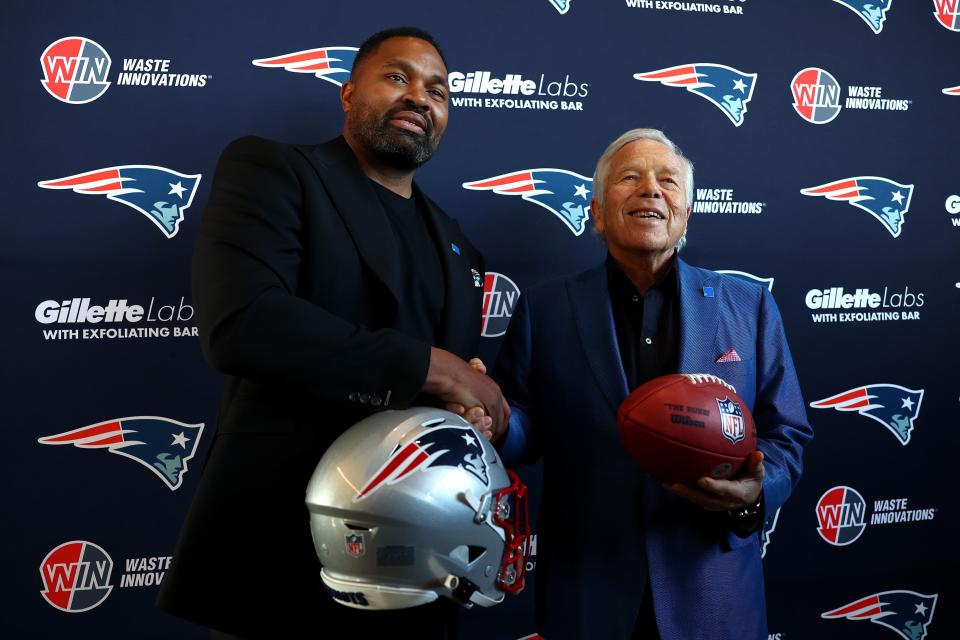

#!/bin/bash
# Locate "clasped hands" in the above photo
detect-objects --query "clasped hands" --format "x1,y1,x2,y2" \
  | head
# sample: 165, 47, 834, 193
424, 349, 507, 441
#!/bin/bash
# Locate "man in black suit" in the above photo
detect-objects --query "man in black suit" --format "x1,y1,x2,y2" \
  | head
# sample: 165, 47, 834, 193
157, 27, 507, 639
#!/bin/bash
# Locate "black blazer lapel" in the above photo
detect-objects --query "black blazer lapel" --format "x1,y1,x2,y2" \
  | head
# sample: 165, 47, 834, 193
303, 137, 402, 305
568, 264, 630, 415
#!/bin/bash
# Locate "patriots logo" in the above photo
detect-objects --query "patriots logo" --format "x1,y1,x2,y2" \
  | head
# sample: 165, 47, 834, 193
463, 169, 591, 235
634, 64, 757, 127
801, 177, 914, 238
38, 417, 204, 490
38, 166, 201, 238
252, 47, 358, 87
810, 384, 923, 445
833, 0, 893, 33
760, 507, 780, 559
933, 0, 960, 31
822, 590, 937, 640
355, 425, 489, 501
548, 0, 571, 13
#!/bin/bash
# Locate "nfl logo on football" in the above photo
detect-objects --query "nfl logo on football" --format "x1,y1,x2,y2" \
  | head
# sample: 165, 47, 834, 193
717, 398, 745, 444
345, 534, 365, 558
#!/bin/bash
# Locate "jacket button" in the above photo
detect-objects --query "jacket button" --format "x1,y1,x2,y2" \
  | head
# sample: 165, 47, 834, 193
359, 394, 370, 404
348, 392, 359, 402
370, 396, 383, 406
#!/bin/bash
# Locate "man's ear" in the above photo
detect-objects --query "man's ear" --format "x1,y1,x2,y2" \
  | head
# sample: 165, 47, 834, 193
340, 80, 354, 113
591, 198, 604, 234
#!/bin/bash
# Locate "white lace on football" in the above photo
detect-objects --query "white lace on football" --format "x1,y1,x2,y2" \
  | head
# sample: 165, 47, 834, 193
682, 373, 737, 393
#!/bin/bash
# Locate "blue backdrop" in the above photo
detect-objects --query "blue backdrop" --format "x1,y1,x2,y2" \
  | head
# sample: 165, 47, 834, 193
6, 1, 959, 638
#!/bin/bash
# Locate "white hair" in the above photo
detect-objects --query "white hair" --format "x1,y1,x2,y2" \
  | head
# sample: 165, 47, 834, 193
591, 128, 694, 251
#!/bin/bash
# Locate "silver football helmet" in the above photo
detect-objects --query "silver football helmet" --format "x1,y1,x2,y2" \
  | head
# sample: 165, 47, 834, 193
306, 407, 530, 610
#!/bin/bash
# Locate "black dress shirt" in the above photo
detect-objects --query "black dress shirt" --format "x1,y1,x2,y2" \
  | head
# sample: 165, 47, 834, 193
607, 255, 680, 391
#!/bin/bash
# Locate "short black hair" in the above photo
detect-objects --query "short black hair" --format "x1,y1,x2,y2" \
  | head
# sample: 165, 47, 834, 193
353, 27, 448, 73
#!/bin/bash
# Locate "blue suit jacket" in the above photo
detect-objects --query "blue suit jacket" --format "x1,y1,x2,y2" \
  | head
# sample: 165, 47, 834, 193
494, 258, 812, 640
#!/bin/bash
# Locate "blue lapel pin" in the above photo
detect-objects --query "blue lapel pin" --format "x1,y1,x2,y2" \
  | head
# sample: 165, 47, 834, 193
702, 286, 714, 298
450, 242, 461, 255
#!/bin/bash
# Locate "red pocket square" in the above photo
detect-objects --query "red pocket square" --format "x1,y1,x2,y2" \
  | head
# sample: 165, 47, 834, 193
716, 348, 742, 363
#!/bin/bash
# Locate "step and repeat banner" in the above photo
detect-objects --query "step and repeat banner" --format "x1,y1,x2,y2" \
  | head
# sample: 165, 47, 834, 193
5, 1, 959, 638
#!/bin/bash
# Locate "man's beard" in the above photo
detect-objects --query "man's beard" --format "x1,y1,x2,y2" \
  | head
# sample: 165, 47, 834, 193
348, 104, 439, 170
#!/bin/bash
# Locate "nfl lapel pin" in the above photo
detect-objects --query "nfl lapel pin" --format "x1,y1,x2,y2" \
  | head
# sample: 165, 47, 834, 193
702, 286, 714, 298
471, 268, 483, 287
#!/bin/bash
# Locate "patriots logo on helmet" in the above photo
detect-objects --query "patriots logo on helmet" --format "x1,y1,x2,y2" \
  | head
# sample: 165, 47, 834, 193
355, 425, 489, 501
810, 384, 923, 445
634, 64, 757, 127
463, 169, 592, 236
833, 0, 893, 33
801, 177, 914, 238
38, 417, 204, 490
38, 166, 201, 238
252, 47, 358, 87
933, 0, 960, 31
548, 0, 571, 13
822, 590, 937, 640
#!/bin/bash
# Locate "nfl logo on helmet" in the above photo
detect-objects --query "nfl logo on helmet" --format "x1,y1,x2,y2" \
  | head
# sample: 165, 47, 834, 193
634, 64, 757, 127
252, 47, 358, 87
345, 534, 365, 558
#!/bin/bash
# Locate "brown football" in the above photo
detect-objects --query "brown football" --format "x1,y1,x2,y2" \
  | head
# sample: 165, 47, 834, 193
617, 373, 757, 484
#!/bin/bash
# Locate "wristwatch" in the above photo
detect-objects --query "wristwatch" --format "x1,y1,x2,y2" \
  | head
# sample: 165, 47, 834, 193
729, 492, 763, 521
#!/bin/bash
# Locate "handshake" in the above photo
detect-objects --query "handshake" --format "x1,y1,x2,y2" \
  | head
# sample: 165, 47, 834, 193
423, 347, 509, 441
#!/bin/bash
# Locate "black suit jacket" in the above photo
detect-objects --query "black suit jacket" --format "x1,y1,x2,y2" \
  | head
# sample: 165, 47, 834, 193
158, 136, 483, 636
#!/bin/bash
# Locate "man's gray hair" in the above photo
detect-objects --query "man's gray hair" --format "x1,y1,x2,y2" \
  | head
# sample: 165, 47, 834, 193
592, 128, 695, 207
591, 128, 695, 251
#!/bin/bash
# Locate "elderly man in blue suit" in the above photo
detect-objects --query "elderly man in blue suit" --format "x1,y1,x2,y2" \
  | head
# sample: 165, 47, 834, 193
469, 128, 812, 639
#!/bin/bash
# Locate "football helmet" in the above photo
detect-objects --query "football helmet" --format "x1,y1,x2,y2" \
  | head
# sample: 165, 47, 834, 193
306, 407, 530, 610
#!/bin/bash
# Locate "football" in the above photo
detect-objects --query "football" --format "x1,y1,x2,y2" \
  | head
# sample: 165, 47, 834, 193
616, 373, 756, 484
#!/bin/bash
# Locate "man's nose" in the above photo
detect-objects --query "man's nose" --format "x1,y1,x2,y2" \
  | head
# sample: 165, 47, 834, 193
635, 172, 661, 198
402, 80, 430, 108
